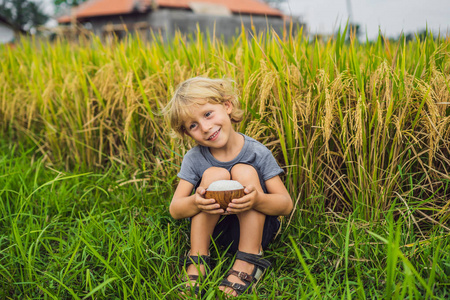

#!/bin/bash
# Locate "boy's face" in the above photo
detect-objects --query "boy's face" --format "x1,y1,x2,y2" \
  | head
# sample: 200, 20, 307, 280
183, 101, 234, 149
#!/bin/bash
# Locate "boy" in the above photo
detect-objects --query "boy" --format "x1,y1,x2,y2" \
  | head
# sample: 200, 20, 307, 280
164, 77, 293, 297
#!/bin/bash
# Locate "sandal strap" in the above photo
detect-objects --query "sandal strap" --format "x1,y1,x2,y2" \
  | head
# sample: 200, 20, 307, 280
226, 269, 254, 283
180, 274, 200, 284
236, 251, 271, 270
220, 278, 249, 295
187, 274, 199, 281
180, 254, 210, 268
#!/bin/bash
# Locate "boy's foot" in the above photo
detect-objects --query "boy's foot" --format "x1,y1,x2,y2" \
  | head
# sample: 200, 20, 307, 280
218, 259, 255, 297
218, 251, 271, 297
183, 263, 206, 287
179, 254, 210, 296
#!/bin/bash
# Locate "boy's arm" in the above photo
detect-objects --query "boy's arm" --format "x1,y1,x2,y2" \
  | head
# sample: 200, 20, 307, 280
169, 179, 225, 219
227, 175, 293, 216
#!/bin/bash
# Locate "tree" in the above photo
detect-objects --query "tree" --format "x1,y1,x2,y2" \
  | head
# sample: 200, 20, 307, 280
0, 0, 48, 33
53, 0, 87, 14
54, 0, 86, 6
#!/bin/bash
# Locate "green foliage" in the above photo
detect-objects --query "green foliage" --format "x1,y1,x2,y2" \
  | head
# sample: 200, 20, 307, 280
0, 141, 448, 298
0, 29, 449, 222
54, 0, 87, 6
0, 0, 48, 32
53, 0, 88, 15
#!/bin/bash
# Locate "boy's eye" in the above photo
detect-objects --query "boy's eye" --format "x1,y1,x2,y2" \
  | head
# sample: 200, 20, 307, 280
189, 123, 197, 130
205, 111, 212, 117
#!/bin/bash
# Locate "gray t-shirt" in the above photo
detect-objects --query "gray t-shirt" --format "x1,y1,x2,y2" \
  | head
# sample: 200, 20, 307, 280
178, 134, 283, 193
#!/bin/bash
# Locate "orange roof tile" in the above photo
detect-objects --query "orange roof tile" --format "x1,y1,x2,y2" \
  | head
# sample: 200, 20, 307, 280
157, 0, 282, 16
58, 0, 151, 23
58, 0, 282, 23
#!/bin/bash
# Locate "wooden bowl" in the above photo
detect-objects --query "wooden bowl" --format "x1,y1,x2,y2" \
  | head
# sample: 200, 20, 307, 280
205, 180, 245, 210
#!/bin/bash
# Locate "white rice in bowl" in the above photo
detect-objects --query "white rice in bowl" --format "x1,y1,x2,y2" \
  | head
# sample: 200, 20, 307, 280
207, 180, 244, 191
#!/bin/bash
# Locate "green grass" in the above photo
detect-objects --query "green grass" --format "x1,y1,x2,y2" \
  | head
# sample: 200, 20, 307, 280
1, 142, 449, 299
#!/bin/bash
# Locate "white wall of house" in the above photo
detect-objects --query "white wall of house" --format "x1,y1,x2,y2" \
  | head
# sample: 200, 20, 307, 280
0, 22, 15, 44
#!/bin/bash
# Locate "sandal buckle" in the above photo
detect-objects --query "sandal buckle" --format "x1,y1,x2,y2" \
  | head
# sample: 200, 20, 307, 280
237, 271, 252, 282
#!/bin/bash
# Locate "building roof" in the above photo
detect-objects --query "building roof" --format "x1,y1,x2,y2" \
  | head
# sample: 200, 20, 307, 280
58, 0, 283, 23
157, 0, 282, 16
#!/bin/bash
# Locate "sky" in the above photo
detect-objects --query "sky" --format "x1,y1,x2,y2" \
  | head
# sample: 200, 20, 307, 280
279, 0, 450, 40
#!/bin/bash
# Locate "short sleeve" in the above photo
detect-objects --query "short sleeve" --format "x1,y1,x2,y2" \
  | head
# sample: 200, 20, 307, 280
258, 148, 283, 181
177, 153, 201, 187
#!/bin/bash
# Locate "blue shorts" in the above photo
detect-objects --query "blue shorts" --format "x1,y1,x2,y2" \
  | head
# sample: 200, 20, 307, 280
211, 214, 280, 254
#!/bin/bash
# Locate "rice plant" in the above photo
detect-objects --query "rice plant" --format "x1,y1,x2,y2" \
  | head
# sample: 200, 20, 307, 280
0, 26, 449, 298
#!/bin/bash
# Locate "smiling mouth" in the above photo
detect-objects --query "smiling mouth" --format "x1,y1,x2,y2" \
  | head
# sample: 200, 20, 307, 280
207, 129, 220, 140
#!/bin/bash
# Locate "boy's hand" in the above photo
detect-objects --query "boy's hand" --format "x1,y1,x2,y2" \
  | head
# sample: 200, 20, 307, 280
225, 185, 258, 214
194, 187, 225, 214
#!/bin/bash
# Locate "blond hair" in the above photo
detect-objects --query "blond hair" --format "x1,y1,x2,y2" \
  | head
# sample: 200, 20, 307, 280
164, 77, 244, 138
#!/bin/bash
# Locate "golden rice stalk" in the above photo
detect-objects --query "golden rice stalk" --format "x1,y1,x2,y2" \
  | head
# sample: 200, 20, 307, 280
256, 60, 277, 116
316, 70, 333, 158
415, 81, 440, 165
234, 47, 244, 65
354, 95, 365, 150
305, 87, 312, 121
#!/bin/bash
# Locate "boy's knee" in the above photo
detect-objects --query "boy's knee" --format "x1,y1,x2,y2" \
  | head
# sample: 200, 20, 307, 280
230, 164, 259, 183
236, 208, 266, 219
201, 167, 230, 187
203, 167, 230, 179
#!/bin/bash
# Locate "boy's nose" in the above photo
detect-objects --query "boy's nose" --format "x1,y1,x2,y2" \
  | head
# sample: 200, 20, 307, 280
200, 121, 212, 132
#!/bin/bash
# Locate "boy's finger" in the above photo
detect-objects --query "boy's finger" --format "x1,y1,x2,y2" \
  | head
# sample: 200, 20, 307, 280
200, 202, 221, 209
244, 185, 255, 194
195, 198, 212, 206
202, 198, 218, 205
203, 199, 220, 207
230, 195, 249, 204
205, 208, 225, 214
226, 206, 249, 214
227, 201, 250, 211
196, 187, 206, 195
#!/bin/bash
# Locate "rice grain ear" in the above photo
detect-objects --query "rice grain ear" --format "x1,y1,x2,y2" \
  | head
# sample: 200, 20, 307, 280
258, 69, 276, 116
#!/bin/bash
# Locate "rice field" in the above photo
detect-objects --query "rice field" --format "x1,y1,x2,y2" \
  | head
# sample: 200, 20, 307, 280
0, 26, 449, 298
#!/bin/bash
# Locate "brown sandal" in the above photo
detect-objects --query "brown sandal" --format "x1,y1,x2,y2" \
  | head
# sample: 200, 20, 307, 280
219, 251, 271, 296
179, 254, 210, 296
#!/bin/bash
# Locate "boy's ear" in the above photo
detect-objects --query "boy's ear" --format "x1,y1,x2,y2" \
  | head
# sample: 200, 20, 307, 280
223, 101, 233, 114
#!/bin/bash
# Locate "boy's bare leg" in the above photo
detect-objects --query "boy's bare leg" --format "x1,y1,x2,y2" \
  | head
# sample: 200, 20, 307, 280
219, 164, 266, 296
186, 167, 230, 280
